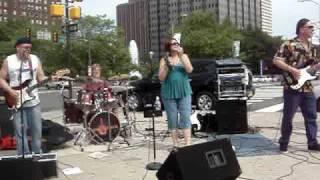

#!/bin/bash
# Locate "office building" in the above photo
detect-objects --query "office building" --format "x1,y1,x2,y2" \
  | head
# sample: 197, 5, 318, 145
0, 0, 61, 27
117, 0, 266, 59
261, 0, 272, 35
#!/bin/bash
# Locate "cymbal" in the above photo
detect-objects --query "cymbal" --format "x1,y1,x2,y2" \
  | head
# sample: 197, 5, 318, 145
60, 76, 75, 81
110, 85, 135, 92
108, 74, 130, 81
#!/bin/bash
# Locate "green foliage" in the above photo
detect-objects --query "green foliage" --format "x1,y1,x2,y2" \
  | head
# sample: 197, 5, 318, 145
239, 29, 283, 73
176, 11, 242, 58
0, 15, 132, 78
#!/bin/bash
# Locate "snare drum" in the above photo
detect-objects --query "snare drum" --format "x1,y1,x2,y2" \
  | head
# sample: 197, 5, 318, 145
87, 111, 120, 142
77, 90, 93, 105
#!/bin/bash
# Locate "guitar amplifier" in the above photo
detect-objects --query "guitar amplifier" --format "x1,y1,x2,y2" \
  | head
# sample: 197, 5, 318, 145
0, 153, 58, 179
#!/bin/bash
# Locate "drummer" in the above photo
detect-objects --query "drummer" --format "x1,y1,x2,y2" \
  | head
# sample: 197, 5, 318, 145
81, 63, 119, 115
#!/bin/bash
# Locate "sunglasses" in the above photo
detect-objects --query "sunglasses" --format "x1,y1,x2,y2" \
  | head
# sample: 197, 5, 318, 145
170, 42, 180, 46
304, 25, 314, 29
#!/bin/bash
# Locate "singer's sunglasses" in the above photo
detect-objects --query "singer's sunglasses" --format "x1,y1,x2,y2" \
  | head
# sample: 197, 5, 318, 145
170, 42, 180, 46
303, 25, 314, 29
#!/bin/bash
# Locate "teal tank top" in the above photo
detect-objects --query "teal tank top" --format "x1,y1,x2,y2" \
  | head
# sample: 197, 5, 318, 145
161, 62, 192, 99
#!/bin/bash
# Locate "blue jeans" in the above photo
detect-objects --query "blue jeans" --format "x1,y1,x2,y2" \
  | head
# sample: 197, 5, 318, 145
162, 95, 192, 130
279, 89, 318, 147
13, 105, 42, 155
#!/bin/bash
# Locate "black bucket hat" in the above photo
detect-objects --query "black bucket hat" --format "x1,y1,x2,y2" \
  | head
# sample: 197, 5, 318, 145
14, 37, 32, 48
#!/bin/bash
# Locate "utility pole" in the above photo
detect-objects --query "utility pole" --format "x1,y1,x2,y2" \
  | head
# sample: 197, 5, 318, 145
65, 0, 70, 67
157, 0, 161, 59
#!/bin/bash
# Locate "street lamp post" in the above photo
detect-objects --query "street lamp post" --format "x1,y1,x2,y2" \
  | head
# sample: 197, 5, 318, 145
149, 51, 154, 71
298, 0, 320, 44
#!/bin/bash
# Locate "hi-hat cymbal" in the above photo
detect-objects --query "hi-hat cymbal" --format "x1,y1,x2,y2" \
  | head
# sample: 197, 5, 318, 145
108, 74, 130, 81
60, 76, 75, 81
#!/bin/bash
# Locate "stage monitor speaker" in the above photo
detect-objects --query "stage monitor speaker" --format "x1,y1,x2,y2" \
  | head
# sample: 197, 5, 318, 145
0, 153, 58, 179
0, 158, 44, 180
216, 100, 248, 134
156, 138, 241, 180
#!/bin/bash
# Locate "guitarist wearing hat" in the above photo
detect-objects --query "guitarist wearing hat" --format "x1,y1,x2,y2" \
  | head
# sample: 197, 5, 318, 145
273, 18, 320, 152
0, 37, 59, 155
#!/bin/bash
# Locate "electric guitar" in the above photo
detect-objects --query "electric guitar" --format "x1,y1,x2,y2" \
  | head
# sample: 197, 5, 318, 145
283, 64, 320, 90
4, 68, 70, 109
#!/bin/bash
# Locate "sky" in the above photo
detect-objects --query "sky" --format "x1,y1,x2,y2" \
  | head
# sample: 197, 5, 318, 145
77, 0, 319, 39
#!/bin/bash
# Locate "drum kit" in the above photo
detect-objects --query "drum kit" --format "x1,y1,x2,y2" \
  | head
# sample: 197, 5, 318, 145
61, 77, 137, 150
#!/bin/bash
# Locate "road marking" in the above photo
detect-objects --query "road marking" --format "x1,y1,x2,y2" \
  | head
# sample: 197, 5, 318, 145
39, 90, 59, 94
255, 103, 283, 112
247, 99, 264, 103
250, 97, 273, 100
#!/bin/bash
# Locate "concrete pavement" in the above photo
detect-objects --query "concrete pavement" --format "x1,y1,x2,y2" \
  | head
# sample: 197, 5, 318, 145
2, 110, 320, 180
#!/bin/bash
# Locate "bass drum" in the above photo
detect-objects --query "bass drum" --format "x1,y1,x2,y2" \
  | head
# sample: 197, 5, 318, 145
87, 111, 120, 142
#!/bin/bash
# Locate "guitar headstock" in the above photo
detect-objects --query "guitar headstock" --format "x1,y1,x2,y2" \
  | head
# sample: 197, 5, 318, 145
54, 68, 71, 78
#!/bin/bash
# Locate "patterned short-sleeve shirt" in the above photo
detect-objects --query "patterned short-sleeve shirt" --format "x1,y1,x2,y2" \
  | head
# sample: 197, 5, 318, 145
275, 37, 319, 89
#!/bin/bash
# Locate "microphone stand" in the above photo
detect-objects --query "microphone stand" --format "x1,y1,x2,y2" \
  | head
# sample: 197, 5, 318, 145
146, 109, 162, 170
19, 60, 26, 158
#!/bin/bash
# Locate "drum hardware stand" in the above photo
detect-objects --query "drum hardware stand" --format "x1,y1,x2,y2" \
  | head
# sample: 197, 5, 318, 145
73, 93, 109, 146
117, 93, 147, 147
121, 88, 147, 138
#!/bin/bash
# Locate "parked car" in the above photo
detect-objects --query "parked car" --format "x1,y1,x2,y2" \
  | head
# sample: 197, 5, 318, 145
45, 80, 70, 89
127, 58, 255, 111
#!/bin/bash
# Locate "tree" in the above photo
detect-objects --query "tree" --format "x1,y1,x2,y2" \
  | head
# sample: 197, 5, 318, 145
240, 29, 283, 74
176, 11, 242, 58
0, 15, 132, 78
74, 15, 133, 77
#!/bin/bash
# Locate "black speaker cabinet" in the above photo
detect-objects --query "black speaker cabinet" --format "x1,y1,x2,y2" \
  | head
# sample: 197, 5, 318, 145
216, 100, 248, 134
0, 153, 57, 179
0, 103, 14, 137
0, 158, 44, 180
156, 138, 241, 180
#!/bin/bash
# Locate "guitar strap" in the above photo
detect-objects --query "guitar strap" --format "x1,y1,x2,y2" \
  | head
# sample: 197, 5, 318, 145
28, 59, 33, 79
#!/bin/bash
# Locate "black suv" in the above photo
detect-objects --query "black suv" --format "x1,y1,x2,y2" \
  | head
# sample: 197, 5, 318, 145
127, 58, 255, 110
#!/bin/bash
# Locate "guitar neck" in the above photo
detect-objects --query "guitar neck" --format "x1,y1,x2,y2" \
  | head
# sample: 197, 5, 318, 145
26, 77, 51, 93
308, 63, 320, 75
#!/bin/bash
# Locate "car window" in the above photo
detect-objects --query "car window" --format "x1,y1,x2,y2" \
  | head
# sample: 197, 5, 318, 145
192, 62, 211, 74
151, 70, 159, 81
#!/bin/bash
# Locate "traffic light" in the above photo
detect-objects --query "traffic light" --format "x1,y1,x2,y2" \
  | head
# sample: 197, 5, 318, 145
26, 28, 31, 38
52, 32, 58, 43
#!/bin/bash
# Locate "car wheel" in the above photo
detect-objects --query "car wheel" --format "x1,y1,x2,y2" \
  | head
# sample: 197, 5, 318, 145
196, 91, 215, 110
127, 92, 142, 110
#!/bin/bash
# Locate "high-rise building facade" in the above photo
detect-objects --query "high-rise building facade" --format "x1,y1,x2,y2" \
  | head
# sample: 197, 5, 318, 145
117, 0, 265, 60
0, 0, 61, 27
117, 0, 150, 61
261, 0, 272, 35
